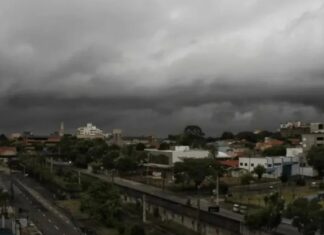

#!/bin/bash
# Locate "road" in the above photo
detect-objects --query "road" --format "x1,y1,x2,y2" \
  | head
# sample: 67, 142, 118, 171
0, 172, 81, 235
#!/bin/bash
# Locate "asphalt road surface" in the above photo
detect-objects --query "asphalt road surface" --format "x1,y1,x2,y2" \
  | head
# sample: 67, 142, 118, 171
0, 172, 82, 235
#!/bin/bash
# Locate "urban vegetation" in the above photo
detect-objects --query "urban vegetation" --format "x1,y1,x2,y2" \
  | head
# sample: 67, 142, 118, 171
2, 123, 324, 235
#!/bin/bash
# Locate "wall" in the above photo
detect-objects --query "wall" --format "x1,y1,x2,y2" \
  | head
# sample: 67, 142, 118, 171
286, 148, 303, 157
239, 157, 300, 178
302, 133, 324, 150
122, 190, 241, 235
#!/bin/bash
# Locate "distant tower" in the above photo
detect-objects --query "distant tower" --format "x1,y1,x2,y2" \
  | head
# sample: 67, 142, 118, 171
112, 129, 123, 146
59, 122, 64, 137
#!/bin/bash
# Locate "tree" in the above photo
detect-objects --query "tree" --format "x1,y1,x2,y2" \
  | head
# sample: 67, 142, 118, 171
102, 151, 120, 170
263, 145, 286, 156
184, 125, 205, 138
285, 198, 324, 235
208, 145, 218, 160
245, 192, 284, 232
236, 131, 257, 143
135, 143, 146, 151
307, 146, 324, 176
0, 134, 10, 146
130, 224, 146, 235
80, 181, 121, 226
182, 125, 206, 147
253, 165, 266, 179
115, 157, 138, 173
174, 158, 222, 187
74, 154, 92, 168
158, 142, 170, 150
0, 188, 9, 213
220, 132, 234, 140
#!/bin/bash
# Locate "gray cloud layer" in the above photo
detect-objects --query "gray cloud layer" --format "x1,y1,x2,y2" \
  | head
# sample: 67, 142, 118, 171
1, 0, 324, 136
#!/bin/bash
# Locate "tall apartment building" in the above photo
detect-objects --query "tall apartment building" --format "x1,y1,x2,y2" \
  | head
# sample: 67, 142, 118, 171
112, 129, 123, 146
310, 123, 324, 133
280, 121, 310, 138
302, 133, 324, 151
59, 122, 65, 137
76, 123, 105, 139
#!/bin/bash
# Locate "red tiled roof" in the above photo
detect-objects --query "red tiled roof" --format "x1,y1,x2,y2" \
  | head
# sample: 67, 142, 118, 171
0, 147, 17, 156
219, 159, 239, 168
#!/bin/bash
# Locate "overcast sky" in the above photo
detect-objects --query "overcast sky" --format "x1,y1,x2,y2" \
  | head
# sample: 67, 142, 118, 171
1, 0, 324, 137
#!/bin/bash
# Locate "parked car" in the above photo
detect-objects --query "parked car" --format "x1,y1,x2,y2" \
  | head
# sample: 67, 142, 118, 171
232, 204, 240, 212
239, 205, 248, 214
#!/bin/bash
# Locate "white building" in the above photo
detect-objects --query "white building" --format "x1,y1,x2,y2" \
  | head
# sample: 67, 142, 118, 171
286, 147, 303, 157
239, 156, 300, 178
310, 122, 324, 133
145, 146, 210, 168
302, 133, 324, 151
286, 147, 318, 177
280, 121, 306, 129
76, 123, 106, 139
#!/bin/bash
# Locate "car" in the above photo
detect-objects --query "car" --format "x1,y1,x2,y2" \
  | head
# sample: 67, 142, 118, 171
239, 205, 248, 214
232, 204, 240, 212
311, 182, 317, 188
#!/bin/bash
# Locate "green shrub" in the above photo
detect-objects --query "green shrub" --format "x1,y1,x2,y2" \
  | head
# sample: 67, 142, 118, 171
319, 182, 324, 189
241, 173, 254, 185
295, 178, 306, 186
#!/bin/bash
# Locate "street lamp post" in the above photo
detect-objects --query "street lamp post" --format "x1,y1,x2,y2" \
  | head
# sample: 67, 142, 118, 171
111, 169, 116, 183
196, 184, 201, 234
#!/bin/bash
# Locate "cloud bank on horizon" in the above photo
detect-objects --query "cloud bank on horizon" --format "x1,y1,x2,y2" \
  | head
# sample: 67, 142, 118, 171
1, 0, 324, 136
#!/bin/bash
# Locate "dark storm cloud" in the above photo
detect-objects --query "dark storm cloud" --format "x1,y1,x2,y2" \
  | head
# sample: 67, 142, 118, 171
1, 0, 324, 136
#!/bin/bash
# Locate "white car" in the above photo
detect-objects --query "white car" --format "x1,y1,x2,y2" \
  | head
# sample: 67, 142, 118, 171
232, 204, 240, 212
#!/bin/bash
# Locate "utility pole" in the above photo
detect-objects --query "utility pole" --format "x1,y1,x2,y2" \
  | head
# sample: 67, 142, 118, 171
50, 157, 53, 174
216, 174, 219, 206
142, 194, 147, 223
78, 171, 81, 185
196, 184, 201, 234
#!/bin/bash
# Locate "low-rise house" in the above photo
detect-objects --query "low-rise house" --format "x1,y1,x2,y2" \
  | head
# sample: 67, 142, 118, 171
219, 159, 239, 169
239, 156, 300, 178
216, 146, 233, 159
123, 135, 158, 147
144, 146, 210, 179
255, 137, 284, 151
0, 147, 17, 157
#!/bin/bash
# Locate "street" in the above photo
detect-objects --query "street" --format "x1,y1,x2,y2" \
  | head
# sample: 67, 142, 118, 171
0, 172, 82, 235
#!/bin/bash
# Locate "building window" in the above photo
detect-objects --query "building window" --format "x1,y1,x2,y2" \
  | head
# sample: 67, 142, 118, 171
317, 137, 324, 141
268, 164, 272, 167
251, 163, 254, 167
319, 124, 323, 130
244, 163, 248, 166
240, 163, 243, 166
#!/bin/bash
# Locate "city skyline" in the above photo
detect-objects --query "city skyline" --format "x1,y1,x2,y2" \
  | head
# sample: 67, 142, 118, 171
1, 0, 324, 136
